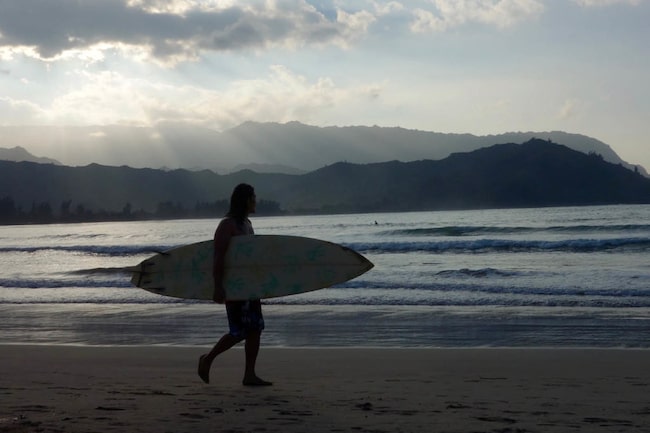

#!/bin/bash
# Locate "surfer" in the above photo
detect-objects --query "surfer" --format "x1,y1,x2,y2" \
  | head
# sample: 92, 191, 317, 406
198, 183, 272, 386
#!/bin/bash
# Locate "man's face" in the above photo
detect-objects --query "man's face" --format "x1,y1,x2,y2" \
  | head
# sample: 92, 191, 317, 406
247, 193, 257, 214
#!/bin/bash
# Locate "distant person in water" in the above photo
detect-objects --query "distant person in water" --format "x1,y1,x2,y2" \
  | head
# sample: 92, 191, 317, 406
198, 183, 272, 386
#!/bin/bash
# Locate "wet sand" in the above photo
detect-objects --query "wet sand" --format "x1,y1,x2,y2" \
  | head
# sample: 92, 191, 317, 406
1, 345, 649, 432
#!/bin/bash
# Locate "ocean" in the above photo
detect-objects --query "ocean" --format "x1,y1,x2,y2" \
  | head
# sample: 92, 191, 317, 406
1, 205, 649, 348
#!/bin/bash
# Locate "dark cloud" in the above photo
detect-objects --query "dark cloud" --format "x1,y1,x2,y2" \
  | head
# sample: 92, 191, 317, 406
0, 0, 366, 60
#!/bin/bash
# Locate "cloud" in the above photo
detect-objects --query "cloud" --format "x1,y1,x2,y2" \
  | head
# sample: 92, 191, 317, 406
0, 65, 383, 129
411, 0, 544, 32
0, 97, 48, 124
0, 0, 374, 64
558, 98, 580, 120
573, 0, 641, 6
147, 65, 385, 128
370, 1, 405, 16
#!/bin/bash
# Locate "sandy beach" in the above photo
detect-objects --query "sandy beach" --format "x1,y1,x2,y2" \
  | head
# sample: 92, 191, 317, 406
1, 346, 649, 433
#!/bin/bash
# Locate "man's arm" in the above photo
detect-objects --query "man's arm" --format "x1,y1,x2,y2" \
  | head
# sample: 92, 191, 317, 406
212, 220, 233, 303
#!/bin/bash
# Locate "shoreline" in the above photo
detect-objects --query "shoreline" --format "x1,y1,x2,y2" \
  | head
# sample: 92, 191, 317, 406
4, 303, 650, 348
3, 342, 650, 350
2, 345, 649, 432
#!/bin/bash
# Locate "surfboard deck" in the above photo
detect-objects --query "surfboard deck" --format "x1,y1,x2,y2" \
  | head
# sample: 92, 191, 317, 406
131, 235, 373, 301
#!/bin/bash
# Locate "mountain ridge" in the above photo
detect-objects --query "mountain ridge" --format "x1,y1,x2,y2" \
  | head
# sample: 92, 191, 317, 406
0, 122, 645, 176
0, 146, 61, 165
1, 139, 648, 223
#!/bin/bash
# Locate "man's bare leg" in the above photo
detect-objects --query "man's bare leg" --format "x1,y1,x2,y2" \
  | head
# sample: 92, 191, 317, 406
242, 330, 272, 386
198, 333, 242, 384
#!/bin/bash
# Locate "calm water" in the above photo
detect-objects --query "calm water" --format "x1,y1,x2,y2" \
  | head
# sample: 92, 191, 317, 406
1, 205, 649, 347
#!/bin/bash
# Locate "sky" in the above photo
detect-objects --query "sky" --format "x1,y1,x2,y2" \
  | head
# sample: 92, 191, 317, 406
0, 0, 649, 170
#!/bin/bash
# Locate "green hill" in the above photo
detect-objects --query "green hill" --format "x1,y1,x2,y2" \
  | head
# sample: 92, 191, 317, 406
1, 139, 649, 223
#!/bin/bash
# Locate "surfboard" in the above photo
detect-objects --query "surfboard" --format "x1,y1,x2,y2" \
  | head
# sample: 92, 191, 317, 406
130, 235, 373, 301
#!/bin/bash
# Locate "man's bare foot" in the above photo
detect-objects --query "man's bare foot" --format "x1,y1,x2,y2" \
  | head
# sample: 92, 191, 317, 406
198, 354, 210, 384
242, 376, 272, 387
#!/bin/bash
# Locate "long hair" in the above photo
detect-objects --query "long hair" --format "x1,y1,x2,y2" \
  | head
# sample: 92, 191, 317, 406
226, 183, 255, 222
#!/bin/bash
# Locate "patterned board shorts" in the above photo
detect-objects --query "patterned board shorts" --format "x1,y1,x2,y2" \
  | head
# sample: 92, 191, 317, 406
225, 300, 265, 338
